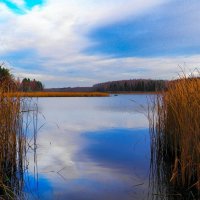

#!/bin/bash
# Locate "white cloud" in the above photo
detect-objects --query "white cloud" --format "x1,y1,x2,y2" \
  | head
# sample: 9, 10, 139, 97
10, 0, 24, 6
9, 54, 200, 87
0, 0, 166, 54
1, 0, 200, 87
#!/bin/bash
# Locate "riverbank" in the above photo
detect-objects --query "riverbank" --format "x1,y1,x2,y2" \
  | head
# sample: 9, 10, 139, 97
110, 91, 160, 95
6, 91, 109, 97
149, 73, 200, 198
5, 91, 161, 97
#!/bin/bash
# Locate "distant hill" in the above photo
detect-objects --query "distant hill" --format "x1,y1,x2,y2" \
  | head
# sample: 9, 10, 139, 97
45, 79, 168, 92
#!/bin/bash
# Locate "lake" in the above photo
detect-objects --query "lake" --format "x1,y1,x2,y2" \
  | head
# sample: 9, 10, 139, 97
25, 94, 152, 200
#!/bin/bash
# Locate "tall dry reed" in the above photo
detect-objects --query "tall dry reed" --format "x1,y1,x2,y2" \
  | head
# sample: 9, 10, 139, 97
148, 71, 200, 199
0, 80, 38, 199
0, 82, 23, 199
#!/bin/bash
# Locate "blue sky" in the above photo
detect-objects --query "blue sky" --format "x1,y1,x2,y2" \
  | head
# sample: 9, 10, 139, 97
0, 0, 200, 87
87, 1, 200, 57
0, 0, 43, 13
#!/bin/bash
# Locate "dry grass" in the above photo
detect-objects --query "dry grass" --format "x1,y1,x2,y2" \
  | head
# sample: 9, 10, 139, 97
149, 71, 200, 198
6, 91, 109, 97
0, 83, 38, 199
0, 86, 24, 198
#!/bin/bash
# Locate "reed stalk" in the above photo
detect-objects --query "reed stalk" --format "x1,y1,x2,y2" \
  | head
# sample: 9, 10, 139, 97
0, 80, 38, 199
148, 71, 200, 199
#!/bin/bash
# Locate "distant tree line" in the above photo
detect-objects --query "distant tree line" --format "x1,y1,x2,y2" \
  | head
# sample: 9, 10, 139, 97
0, 66, 12, 82
0, 64, 16, 92
0, 64, 44, 92
93, 79, 167, 92
20, 78, 44, 92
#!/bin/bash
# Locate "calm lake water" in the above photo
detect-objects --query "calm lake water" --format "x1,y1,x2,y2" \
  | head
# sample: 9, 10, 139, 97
25, 94, 151, 200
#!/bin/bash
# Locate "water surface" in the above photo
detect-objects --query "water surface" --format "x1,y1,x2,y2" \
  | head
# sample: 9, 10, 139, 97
26, 94, 151, 200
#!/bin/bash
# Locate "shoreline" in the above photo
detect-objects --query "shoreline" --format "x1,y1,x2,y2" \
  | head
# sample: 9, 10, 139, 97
5, 91, 160, 97
110, 91, 160, 95
6, 92, 109, 97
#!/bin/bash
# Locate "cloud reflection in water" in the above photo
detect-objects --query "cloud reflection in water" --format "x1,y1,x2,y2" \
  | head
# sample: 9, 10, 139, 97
26, 95, 151, 199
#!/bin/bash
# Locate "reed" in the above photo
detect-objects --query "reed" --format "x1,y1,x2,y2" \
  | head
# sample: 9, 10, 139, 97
0, 81, 38, 199
6, 91, 109, 97
0, 82, 24, 199
148, 71, 200, 199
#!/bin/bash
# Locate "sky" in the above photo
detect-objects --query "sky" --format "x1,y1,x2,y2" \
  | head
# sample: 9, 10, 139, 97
0, 0, 200, 87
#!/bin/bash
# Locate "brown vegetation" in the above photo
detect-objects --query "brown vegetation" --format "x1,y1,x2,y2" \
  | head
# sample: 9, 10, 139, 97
149, 71, 200, 199
6, 91, 109, 97
0, 79, 37, 199
0, 86, 25, 198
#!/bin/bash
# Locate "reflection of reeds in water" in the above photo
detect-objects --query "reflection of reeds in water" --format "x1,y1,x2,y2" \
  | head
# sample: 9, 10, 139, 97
0, 83, 37, 199
148, 71, 200, 199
